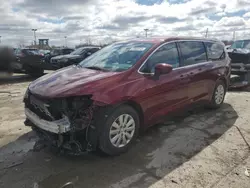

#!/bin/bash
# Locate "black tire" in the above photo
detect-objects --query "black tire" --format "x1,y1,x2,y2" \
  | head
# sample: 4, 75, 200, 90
208, 80, 226, 109
98, 105, 139, 156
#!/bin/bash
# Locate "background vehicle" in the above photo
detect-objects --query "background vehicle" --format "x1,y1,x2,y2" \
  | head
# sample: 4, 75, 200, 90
227, 39, 250, 88
13, 48, 45, 77
24, 37, 230, 156
39, 49, 50, 56
44, 48, 74, 63
50, 46, 101, 69
0, 45, 16, 75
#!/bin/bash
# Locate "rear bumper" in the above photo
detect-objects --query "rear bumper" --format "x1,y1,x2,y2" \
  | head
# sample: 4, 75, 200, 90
25, 108, 71, 134
229, 81, 250, 88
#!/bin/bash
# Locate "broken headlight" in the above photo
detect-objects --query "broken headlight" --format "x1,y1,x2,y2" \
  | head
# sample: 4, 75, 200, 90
61, 95, 93, 117
61, 95, 94, 130
72, 97, 92, 110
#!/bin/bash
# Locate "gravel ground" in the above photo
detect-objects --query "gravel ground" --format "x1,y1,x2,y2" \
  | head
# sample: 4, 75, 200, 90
0, 74, 250, 188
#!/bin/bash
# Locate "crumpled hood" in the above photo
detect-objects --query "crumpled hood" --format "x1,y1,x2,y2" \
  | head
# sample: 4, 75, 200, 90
52, 54, 80, 60
29, 66, 119, 98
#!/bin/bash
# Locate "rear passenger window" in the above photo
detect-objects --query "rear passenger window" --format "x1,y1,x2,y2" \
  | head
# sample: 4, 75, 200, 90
205, 42, 225, 60
141, 42, 179, 73
91, 48, 99, 53
179, 41, 207, 66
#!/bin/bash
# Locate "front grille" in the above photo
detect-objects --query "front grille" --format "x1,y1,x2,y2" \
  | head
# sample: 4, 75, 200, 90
24, 92, 62, 121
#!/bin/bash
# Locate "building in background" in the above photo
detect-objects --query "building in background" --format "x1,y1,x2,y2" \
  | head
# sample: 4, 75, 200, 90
26, 39, 50, 49
39, 39, 49, 47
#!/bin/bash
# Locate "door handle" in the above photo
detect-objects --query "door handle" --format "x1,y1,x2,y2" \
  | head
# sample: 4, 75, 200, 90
180, 74, 185, 80
180, 74, 189, 81
180, 75, 189, 84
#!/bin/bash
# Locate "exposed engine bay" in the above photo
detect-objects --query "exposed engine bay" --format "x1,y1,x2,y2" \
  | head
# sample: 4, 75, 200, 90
23, 89, 103, 155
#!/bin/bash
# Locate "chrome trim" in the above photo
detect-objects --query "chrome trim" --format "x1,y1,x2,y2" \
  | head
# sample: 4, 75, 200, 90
137, 39, 222, 75
138, 41, 172, 75
25, 108, 71, 134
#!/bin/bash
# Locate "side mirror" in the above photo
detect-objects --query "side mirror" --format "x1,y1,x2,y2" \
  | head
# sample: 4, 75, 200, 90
87, 52, 92, 56
155, 63, 173, 76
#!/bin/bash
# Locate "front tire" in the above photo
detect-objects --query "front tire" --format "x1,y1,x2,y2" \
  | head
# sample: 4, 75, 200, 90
98, 105, 139, 156
209, 80, 226, 109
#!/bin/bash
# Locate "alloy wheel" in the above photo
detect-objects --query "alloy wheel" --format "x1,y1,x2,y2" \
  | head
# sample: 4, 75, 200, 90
215, 84, 225, 105
109, 114, 135, 148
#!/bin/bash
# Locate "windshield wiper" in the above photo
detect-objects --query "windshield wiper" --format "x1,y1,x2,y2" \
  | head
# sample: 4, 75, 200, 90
85, 66, 107, 71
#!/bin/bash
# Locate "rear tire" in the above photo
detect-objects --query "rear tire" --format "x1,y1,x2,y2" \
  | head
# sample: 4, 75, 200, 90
98, 105, 139, 156
208, 80, 226, 109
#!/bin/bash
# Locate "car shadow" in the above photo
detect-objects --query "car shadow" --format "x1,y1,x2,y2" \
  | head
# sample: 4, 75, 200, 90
0, 103, 238, 188
0, 74, 35, 85
228, 86, 250, 92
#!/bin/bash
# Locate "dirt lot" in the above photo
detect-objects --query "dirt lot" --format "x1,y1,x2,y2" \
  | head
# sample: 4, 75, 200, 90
0, 74, 250, 188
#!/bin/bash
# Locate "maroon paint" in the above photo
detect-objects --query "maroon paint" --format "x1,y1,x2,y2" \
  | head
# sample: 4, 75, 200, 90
28, 37, 231, 128
155, 63, 173, 74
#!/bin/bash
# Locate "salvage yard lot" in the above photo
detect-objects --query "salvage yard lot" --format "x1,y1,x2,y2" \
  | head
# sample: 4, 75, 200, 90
0, 74, 250, 188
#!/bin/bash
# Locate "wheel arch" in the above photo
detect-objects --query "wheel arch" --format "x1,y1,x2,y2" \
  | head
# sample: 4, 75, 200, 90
118, 100, 144, 129
217, 76, 228, 90
94, 99, 144, 155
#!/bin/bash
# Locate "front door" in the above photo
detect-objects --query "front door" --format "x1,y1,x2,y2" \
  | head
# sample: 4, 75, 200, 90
137, 42, 190, 126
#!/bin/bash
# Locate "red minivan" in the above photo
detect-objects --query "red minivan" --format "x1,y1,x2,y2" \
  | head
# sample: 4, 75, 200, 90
24, 37, 231, 155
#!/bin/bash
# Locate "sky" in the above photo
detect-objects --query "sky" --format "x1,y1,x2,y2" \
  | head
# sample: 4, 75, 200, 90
1, 0, 250, 47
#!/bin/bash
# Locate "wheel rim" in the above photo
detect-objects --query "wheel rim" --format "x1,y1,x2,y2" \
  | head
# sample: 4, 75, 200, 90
215, 84, 225, 104
109, 114, 135, 148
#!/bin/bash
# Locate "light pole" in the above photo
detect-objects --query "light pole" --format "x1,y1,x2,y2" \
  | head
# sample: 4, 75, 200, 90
144, 29, 149, 38
32, 29, 37, 45
0, 36, 1, 44
205, 28, 208, 38
64, 36, 67, 47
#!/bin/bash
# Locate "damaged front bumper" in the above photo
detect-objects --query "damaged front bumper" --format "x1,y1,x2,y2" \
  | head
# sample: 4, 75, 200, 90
25, 108, 71, 134
23, 92, 102, 154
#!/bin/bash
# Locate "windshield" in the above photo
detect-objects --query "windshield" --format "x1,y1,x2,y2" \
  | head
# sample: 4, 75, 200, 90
79, 42, 153, 72
70, 48, 86, 55
230, 40, 250, 49
51, 49, 61, 55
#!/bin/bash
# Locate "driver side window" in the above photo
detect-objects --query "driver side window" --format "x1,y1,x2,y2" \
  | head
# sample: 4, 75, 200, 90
141, 42, 180, 73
